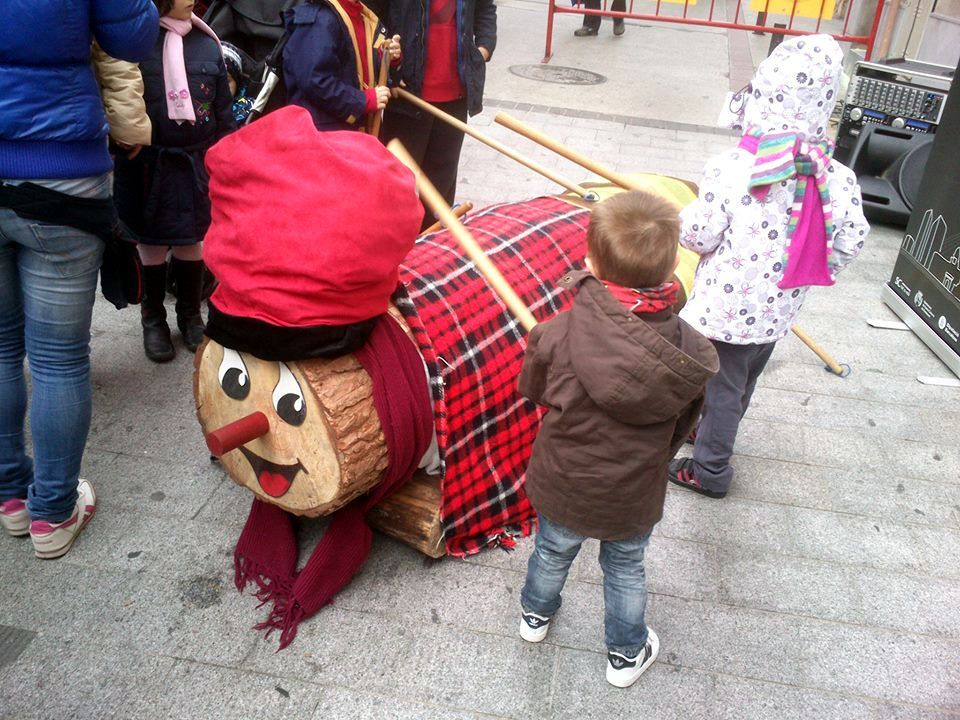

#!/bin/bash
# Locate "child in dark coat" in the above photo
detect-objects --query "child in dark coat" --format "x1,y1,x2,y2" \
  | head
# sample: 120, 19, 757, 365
282, 0, 400, 132
114, 0, 235, 363
517, 191, 719, 688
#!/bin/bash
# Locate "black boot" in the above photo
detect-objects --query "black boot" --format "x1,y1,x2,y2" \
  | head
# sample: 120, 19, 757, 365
172, 258, 206, 353
141, 263, 175, 363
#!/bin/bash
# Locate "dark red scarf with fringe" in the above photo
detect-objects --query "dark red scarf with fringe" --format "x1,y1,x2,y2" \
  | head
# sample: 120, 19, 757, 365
233, 314, 433, 649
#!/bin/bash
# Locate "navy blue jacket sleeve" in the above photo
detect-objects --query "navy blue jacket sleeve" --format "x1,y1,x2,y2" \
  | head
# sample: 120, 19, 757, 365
474, 0, 497, 55
91, 0, 159, 63
284, 12, 368, 124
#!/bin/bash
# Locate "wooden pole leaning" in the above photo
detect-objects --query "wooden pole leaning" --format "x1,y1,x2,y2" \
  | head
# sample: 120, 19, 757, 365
495, 111, 640, 191
421, 201, 473, 235
392, 88, 596, 201
369, 50, 391, 138
387, 140, 539, 333
790, 325, 847, 376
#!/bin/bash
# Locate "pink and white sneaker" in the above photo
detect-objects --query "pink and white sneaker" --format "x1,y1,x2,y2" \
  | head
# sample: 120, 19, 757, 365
0, 498, 29, 537
30, 479, 96, 559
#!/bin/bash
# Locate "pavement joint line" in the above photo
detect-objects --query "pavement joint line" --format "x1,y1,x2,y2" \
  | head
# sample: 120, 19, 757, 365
484, 97, 739, 138
531, 638, 960, 712
679, 487, 960, 531
639, 530, 960, 584
755, 378, 960, 414
652, 662, 960, 715
423, 556, 960, 640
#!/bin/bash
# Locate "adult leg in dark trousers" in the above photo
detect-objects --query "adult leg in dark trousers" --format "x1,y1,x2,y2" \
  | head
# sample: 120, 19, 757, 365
381, 97, 469, 232
575, 0, 626, 35
689, 340, 776, 494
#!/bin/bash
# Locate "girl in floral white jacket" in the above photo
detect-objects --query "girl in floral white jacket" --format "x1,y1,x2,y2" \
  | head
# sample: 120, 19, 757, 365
668, 34, 870, 499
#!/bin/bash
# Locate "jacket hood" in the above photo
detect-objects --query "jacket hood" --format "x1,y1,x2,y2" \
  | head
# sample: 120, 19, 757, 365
741, 34, 843, 142
563, 272, 719, 425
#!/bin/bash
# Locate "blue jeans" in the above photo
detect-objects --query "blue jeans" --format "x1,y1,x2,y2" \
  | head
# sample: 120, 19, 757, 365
0, 208, 103, 522
521, 514, 652, 657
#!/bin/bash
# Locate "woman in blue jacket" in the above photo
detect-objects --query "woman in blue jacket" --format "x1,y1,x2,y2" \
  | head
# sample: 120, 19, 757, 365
0, 0, 159, 559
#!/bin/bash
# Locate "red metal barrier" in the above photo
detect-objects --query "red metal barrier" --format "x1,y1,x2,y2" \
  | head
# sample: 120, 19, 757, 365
543, 0, 885, 63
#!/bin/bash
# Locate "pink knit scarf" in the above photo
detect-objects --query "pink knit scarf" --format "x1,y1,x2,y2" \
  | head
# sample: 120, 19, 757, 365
159, 14, 221, 124
738, 127, 836, 289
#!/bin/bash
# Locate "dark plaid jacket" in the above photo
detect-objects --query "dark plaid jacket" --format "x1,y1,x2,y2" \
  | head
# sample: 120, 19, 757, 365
519, 271, 719, 540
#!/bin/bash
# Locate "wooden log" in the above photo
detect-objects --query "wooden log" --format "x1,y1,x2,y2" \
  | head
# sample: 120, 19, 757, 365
196, 339, 390, 517
367, 471, 445, 558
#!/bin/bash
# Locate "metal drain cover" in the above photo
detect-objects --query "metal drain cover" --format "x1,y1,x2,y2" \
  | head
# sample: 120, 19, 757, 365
508, 64, 606, 85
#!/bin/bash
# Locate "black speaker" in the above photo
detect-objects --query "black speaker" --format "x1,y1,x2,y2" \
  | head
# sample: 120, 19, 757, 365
848, 124, 935, 226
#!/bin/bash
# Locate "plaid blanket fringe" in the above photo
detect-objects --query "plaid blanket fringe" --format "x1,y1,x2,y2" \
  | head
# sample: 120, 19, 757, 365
394, 196, 592, 557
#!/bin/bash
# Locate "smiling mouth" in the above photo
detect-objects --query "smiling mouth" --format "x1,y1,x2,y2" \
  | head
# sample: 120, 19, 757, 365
238, 447, 306, 498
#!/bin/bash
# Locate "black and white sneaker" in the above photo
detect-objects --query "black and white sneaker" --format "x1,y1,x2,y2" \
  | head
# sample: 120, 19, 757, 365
606, 628, 660, 688
519, 611, 552, 643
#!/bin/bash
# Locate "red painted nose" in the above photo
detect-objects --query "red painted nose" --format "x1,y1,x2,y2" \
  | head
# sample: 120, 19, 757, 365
206, 411, 270, 458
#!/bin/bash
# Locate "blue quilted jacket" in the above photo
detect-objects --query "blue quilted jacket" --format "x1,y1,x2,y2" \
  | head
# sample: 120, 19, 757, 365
0, 0, 159, 179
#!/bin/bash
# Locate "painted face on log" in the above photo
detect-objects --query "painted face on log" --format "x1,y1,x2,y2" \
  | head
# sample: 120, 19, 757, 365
195, 340, 388, 517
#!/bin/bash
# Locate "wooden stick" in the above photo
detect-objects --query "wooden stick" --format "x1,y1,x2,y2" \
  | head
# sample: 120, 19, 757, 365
495, 111, 641, 191
388, 140, 539, 332
791, 325, 846, 376
369, 48, 391, 138
421, 201, 473, 235
392, 88, 595, 200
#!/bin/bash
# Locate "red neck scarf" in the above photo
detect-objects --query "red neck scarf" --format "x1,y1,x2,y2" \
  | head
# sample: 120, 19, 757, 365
603, 280, 679, 314
233, 314, 433, 649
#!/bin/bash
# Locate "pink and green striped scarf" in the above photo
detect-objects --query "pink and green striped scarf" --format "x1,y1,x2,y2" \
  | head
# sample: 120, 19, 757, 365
739, 126, 836, 289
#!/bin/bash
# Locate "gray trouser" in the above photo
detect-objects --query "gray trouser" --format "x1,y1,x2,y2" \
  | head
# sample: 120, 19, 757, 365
691, 340, 776, 493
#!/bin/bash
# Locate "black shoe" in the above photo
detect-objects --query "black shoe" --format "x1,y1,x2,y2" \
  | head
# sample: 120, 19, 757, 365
667, 458, 727, 498
141, 263, 175, 363
172, 258, 206, 353
574, 26, 599, 36
613, 19, 625, 35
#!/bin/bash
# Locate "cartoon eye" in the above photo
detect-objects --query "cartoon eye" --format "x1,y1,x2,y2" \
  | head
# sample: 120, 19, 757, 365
218, 347, 250, 400
272, 363, 306, 426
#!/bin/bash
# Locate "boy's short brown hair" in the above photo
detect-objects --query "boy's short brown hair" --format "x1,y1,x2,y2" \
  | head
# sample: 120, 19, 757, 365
586, 190, 680, 288
154, 0, 175, 16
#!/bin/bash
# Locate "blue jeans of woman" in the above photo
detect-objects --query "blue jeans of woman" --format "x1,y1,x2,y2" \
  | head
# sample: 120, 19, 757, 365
521, 514, 652, 657
0, 208, 103, 522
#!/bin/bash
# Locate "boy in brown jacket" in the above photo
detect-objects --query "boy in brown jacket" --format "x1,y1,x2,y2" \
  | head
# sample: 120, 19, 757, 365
517, 191, 719, 688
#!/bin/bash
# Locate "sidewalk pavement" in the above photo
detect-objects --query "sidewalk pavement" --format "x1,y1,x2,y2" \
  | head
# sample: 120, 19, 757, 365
1, 8, 959, 720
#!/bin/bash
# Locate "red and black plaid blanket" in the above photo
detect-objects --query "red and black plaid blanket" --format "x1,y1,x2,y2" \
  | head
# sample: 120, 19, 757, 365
394, 196, 591, 557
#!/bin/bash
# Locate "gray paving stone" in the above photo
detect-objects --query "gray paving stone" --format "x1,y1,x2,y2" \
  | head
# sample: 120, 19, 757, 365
388, 622, 558, 718
308, 686, 493, 720
717, 551, 960, 638
0, 634, 167, 720
549, 649, 713, 719
651, 594, 960, 708
90, 452, 228, 521
744, 386, 960, 455
659, 490, 960, 580
707, 673, 957, 720
126, 657, 326, 720
718, 454, 960, 531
